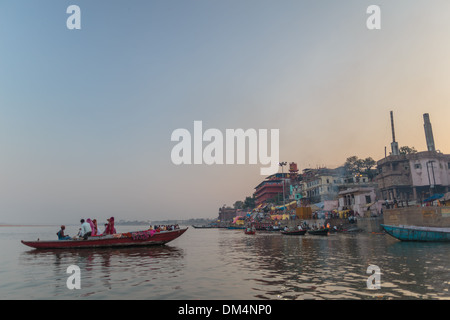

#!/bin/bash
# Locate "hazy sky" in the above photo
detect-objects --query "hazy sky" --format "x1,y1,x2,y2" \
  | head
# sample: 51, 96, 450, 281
1, 1, 450, 224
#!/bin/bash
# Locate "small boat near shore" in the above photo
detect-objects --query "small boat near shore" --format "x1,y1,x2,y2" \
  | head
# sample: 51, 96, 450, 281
21, 228, 188, 249
192, 225, 216, 229
263, 225, 282, 232
308, 228, 329, 236
381, 224, 450, 242
281, 229, 307, 236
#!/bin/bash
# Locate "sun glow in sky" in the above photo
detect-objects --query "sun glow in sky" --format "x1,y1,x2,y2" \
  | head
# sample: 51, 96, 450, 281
1, 1, 450, 224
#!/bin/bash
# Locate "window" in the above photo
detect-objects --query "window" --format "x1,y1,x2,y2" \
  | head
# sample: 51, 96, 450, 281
365, 195, 371, 204
415, 163, 422, 169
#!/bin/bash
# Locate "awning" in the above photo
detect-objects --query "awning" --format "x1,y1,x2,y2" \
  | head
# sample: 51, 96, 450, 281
232, 216, 244, 224
365, 202, 375, 211
309, 204, 321, 212
438, 192, 450, 202
313, 202, 324, 209
424, 193, 444, 202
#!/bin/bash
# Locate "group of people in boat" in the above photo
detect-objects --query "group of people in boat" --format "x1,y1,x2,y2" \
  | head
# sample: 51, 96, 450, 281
282, 221, 331, 232
245, 225, 256, 233
309, 222, 330, 231
57, 217, 116, 240
148, 224, 180, 232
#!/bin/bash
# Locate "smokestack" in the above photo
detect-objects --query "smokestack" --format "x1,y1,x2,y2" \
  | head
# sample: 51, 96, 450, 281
423, 113, 436, 152
390, 111, 399, 155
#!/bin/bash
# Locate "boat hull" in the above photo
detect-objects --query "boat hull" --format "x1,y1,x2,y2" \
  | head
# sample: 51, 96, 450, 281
192, 225, 216, 229
281, 230, 307, 236
308, 228, 329, 236
381, 224, 450, 242
21, 228, 188, 249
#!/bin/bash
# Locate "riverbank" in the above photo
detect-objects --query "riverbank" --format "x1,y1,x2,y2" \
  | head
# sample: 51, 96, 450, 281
0, 224, 58, 227
275, 216, 384, 233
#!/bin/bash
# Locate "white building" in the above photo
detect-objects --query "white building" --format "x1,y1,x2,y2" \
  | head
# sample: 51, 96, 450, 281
338, 187, 382, 217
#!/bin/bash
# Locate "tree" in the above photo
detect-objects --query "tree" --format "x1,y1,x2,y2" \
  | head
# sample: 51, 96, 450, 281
361, 157, 376, 172
344, 156, 363, 175
361, 157, 376, 181
344, 156, 377, 181
399, 146, 417, 155
243, 196, 256, 209
233, 201, 244, 209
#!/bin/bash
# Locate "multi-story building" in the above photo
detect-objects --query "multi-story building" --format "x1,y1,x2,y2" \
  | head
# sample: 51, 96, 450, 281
254, 162, 300, 206
299, 168, 346, 204
376, 151, 450, 202
304, 173, 340, 203
376, 112, 450, 203
218, 206, 237, 222
338, 187, 381, 217
291, 166, 373, 205
254, 173, 286, 206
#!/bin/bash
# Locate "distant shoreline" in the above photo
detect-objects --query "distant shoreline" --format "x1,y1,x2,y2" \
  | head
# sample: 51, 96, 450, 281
0, 224, 58, 227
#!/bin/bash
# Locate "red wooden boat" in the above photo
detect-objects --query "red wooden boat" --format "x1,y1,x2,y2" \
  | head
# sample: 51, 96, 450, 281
244, 227, 256, 235
21, 228, 188, 249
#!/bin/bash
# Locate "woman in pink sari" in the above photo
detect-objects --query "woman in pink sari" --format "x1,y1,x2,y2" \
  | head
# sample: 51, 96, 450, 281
92, 219, 100, 236
86, 219, 97, 236
103, 217, 116, 235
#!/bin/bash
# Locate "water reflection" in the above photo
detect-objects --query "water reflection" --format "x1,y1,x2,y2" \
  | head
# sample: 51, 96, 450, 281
4, 226, 450, 299
20, 245, 185, 299
383, 241, 450, 299
217, 231, 450, 299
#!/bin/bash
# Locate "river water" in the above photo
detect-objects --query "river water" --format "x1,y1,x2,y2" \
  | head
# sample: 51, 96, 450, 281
1, 225, 450, 300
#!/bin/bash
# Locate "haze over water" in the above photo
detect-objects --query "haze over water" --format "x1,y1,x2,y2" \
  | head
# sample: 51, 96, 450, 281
3, 226, 450, 299
2, 1, 450, 225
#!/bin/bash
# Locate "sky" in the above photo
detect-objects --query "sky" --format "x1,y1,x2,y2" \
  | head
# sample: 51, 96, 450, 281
1, 0, 450, 224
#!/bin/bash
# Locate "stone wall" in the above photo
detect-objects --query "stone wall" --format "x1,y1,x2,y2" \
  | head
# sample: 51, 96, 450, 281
383, 206, 450, 227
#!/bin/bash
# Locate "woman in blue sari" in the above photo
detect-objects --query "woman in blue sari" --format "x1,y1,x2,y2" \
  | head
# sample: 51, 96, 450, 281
57, 225, 71, 240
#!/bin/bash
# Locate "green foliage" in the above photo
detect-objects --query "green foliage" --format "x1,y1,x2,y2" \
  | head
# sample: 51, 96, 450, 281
399, 146, 417, 155
344, 156, 377, 181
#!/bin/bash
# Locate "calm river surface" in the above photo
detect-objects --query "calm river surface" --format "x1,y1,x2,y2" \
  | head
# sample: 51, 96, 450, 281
1, 225, 450, 299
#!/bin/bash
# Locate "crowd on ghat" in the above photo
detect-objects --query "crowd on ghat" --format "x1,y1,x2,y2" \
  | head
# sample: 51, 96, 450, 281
57, 218, 180, 240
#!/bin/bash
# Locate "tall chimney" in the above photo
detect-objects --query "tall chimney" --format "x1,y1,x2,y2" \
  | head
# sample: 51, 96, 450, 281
423, 113, 436, 152
390, 111, 399, 155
